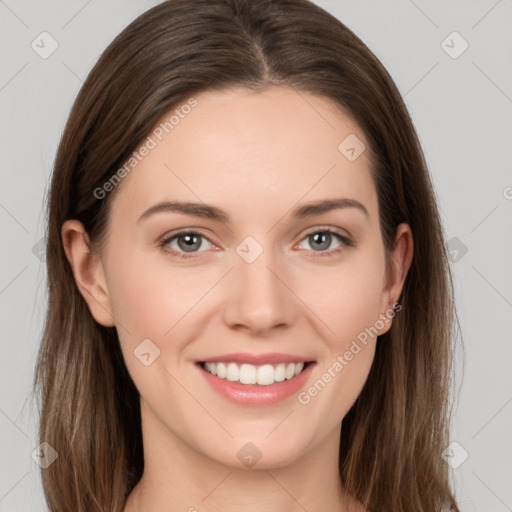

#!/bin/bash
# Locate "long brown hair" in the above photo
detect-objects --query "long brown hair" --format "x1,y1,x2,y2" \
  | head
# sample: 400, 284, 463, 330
31, 0, 461, 510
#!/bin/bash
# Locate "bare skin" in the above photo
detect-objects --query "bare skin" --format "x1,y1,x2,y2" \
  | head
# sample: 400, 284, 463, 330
62, 85, 413, 512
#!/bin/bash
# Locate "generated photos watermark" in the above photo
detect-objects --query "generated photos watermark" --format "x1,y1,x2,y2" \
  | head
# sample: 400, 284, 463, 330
93, 97, 198, 200
297, 302, 402, 405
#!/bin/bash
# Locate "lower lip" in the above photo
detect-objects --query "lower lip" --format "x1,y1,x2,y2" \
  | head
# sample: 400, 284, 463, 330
197, 363, 315, 406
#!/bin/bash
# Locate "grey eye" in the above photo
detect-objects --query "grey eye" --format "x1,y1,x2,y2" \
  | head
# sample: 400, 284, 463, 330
165, 232, 213, 253
300, 231, 343, 252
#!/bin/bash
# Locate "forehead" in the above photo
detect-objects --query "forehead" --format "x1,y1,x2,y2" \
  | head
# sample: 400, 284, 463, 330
111, 86, 378, 226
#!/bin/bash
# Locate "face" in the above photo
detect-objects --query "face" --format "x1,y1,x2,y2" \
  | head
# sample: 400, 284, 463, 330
67, 85, 411, 471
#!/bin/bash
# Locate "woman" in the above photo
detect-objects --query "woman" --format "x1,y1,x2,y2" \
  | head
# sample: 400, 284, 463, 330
32, 0, 461, 510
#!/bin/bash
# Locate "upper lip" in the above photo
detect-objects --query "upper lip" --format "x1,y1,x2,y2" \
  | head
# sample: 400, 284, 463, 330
198, 353, 314, 365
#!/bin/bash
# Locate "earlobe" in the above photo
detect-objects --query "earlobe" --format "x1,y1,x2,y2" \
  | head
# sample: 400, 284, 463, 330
61, 220, 116, 327
377, 223, 414, 335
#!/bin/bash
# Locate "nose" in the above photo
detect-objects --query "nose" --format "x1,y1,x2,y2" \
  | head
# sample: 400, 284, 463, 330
222, 243, 297, 336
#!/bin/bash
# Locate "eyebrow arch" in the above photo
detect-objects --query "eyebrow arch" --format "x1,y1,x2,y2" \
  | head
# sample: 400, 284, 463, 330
137, 198, 369, 224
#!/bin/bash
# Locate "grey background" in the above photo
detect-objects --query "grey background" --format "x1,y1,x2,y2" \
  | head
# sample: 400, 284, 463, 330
1, 0, 511, 510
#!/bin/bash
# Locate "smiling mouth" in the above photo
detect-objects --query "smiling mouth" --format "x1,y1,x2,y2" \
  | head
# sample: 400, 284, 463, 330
199, 361, 312, 386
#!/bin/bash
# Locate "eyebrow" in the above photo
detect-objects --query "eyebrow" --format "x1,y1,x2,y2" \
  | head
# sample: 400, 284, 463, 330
137, 197, 369, 224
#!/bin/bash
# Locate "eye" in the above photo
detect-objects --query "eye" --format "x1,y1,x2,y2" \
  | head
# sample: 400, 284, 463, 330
159, 227, 354, 261
296, 228, 354, 258
159, 230, 215, 259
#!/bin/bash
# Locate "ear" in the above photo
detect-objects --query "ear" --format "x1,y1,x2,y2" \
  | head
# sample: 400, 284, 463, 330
376, 223, 413, 336
61, 220, 115, 327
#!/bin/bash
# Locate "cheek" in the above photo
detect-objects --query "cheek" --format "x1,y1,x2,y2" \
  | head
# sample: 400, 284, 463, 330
300, 251, 386, 346
105, 249, 220, 350
295, 247, 385, 412
104, 251, 212, 407
297, 268, 381, 424
107, 240, 385, 352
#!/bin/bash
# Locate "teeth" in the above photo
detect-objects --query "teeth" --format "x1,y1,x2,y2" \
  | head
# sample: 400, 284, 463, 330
203, 361, 305, 385
274, 363, 286, 382
226, 362, 239, 382
204, 362, 217, 375
240, 364, 257, 384
257, 364, 274, 385
216, 362, 227, 379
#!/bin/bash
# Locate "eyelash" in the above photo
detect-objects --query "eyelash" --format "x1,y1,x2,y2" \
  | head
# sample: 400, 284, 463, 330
159, 227, 354, 261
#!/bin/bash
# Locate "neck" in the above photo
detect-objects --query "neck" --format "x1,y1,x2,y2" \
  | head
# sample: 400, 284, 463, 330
124, 401, 361, 512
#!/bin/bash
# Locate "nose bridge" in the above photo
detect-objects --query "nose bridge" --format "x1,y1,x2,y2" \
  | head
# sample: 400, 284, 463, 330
224, 234, 295, 333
